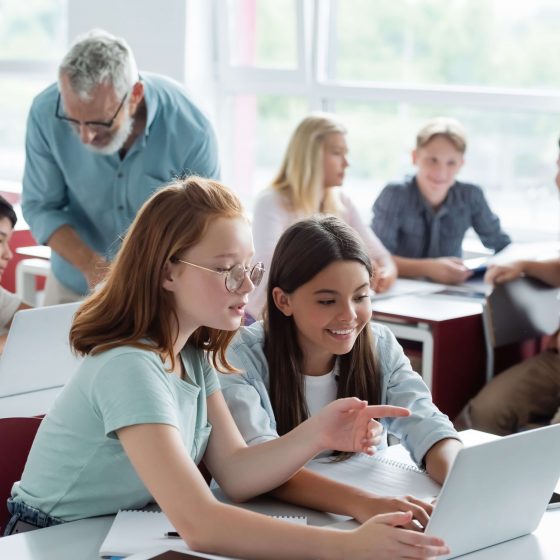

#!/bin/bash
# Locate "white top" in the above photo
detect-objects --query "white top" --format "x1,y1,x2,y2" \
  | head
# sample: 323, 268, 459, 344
248, 187, 391, 318
304, 370, 338, 417
0, 286, 21, 329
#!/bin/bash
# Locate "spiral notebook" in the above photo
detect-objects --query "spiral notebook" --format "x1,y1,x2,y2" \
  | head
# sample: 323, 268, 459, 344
307, 453, 441, 499
99, 509, 306, 559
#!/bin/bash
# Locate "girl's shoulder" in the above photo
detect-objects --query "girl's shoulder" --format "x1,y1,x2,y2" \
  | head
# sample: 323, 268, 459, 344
252, 187, 294, 224
254, 186, 286, 208
86, 344, 161, 367
225, 322, 269, 381
369, 321, 394, 342
368, 322, 401, 363
80, 345, 166, 383
230, 321, 266, 353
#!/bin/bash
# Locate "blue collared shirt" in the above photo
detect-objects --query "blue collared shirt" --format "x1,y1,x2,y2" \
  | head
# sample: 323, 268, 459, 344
22, 73, 220, 295
371, 176, 511, 258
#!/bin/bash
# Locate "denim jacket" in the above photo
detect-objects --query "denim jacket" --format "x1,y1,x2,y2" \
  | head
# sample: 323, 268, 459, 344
219, 321, 459, 465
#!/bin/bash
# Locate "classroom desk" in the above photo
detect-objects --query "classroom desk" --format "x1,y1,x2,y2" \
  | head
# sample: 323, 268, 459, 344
0, 387, 62, 419
372, 281, 487, 419
15, 245, 52, 260
2, 430, 559, 560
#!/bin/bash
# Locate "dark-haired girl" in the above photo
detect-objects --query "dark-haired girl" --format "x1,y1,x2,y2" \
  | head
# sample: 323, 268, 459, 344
221, 216, 461, 522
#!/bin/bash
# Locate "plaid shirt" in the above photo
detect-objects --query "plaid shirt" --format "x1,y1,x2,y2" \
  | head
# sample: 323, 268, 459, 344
371, 176, 511, 258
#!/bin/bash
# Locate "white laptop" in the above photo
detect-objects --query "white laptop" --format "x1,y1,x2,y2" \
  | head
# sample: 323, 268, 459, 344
0, 302, 83, 397
424, 423, 560, 559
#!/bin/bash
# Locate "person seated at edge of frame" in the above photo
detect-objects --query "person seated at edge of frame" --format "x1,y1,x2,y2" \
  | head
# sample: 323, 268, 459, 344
0, 196, 31, 353
247, 113, 397, 320
454, 139, 560, 436
7, 177, 450, 560
370, 117, 511, 285
21, 29, 219, 306
220, 216, 462, 496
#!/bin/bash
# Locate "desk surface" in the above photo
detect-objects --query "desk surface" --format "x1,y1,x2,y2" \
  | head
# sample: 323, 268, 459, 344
15, 245, 51, 260
1, 431, 558, 560
372, 278, 486, 323
0, 387, 62, 418
373, 293, 483, 322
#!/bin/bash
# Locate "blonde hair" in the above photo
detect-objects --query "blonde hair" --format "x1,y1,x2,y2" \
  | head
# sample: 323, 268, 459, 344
416, 117, 467, 154
70, 177, 244, 372
271, 113, 347, 216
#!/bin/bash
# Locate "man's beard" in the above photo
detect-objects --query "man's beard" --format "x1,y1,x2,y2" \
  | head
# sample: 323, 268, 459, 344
85, 111, 135, 156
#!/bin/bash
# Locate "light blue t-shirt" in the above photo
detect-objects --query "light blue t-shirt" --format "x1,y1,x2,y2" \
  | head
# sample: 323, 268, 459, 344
11, 344, 219, 521
22, 72, 220, 295
219, 321, 459, 465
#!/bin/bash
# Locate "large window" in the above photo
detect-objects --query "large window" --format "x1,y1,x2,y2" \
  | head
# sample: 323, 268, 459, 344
0, 0, 66, 186
215, 0, 560, 240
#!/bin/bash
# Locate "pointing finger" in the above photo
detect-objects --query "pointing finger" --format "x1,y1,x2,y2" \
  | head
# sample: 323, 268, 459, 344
364, 405, 411, 418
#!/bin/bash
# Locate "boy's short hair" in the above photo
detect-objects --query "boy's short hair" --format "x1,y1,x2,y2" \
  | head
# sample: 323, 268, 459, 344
0, 195, 17, 228
416, 117, 467, 154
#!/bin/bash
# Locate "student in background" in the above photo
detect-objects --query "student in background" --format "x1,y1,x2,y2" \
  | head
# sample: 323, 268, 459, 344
8, 178, 449, 560
455, 142, 560, 435
0, 195, 31, 352
248, 113, 397, 319
371, 117, 511, 284
220, 216, 461, 491
454, 258, 560, 435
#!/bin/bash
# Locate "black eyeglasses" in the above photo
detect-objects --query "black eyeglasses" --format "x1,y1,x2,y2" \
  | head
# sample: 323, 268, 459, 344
55, 92, 128, 133
175, 260, 265, 293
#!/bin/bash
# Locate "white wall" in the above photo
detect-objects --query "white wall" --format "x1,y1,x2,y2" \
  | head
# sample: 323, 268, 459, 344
66, 0, 218, 125
67, 0, 189, 84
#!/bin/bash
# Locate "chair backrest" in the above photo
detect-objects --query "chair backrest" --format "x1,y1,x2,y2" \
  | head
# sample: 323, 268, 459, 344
482, 277, 560, 382
0, 416, 42, 535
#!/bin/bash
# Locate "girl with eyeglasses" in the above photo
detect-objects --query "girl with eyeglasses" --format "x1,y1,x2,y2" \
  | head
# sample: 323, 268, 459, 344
220, 215, 462, 525
8, 178, 449, 560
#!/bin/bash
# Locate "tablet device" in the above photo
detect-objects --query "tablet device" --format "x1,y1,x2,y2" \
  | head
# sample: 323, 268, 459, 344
463, 257, 488, 277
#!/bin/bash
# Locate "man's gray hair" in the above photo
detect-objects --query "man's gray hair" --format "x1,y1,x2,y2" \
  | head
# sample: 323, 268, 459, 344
59, 29, 138, 99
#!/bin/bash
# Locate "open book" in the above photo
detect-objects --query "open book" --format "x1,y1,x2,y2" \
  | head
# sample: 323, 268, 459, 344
307, 453, 441, 499
99, 510, 306, 559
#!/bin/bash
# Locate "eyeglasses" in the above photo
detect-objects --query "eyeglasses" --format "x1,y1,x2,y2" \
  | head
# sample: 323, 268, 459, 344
55, 92, 128, 132
175, 260, 265, 293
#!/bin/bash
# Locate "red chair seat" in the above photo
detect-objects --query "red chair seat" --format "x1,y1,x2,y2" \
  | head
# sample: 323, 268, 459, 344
0, 416, 42, 535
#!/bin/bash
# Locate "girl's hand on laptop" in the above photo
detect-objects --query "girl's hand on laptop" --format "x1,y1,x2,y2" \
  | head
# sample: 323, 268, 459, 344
310, 399, 410, 455
352, 494, 433, 531
350, 511, 450, 559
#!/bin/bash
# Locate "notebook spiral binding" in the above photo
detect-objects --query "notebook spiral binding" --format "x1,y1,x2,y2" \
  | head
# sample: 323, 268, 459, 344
372, 455, 425, 473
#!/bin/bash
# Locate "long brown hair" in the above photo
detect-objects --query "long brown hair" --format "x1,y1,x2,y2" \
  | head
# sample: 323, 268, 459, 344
264, 216, 381, 437
70, 177, 244, 372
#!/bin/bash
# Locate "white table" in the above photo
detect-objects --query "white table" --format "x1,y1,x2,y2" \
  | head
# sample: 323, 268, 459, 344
1, 430, 559, 559
0, 387, 63, 418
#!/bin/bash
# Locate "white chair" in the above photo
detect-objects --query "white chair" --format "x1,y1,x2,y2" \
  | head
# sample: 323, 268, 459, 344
15, 258, 51, 306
